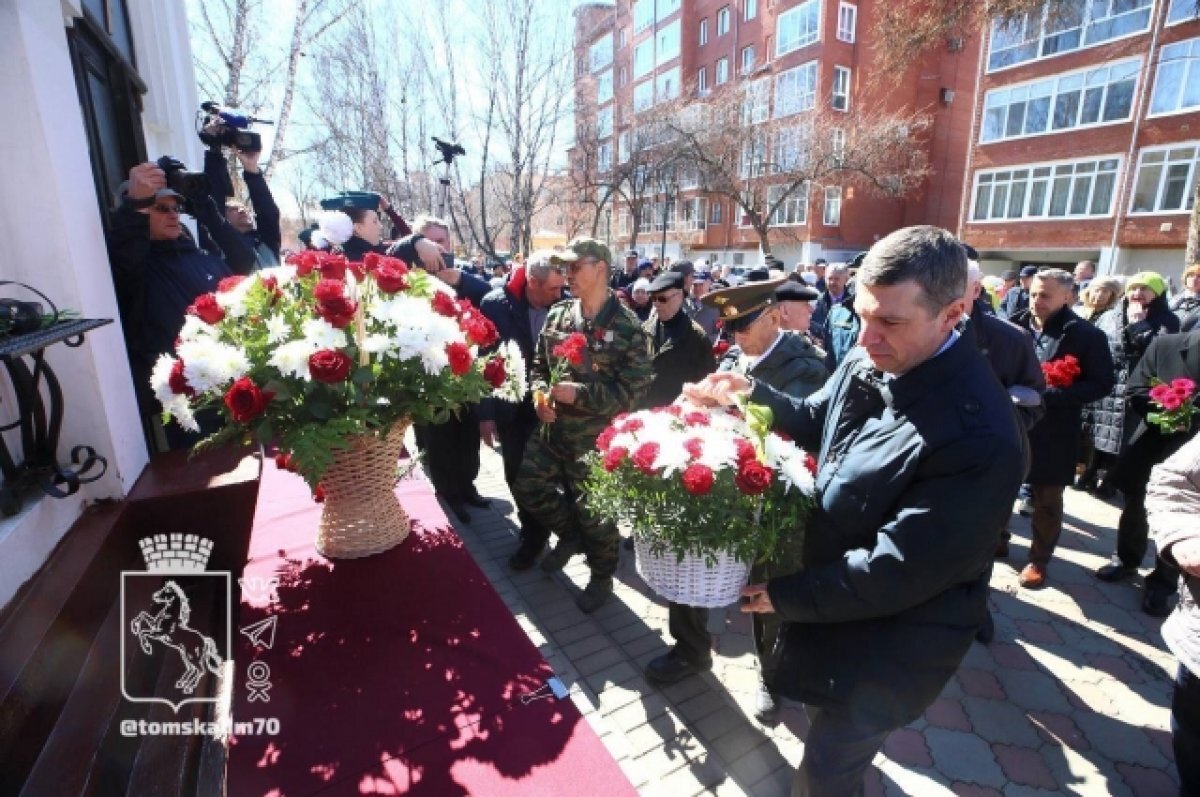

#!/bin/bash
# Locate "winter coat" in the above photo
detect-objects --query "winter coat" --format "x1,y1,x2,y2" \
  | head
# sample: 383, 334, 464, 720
965, 301, 1046, 434
343, 234, 388, 263
1012, 306, 1115, 485
639, 311, 716, 409
718, 331, 828, 400
999, 287, 1029, 321
752, 337, 1025, 729
1148, 433, 1200, 677
1173, 293, 1200, 334
1086, 295, 1179, 455
203, 149, 281, 266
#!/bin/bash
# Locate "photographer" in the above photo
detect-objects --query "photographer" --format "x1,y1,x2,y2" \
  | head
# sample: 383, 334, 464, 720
108, 160, 255, 446
203, 141, 281, 268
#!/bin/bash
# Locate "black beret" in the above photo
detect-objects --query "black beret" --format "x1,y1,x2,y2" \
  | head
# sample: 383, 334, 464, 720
775, 282, 820, 302
669, 260, 695, 276
744, 268, 771, 283
648, 271, 685, 293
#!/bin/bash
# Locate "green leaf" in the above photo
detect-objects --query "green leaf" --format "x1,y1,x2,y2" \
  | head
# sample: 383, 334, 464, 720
352, 367, 374, 386
255, 421, 274, 445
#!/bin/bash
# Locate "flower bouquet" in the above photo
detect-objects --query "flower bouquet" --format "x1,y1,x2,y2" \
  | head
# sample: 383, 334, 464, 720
1042, 354, 1081, 388
151, 250, 522, 558
1148, 377, 1197, 434
585, 403, 817, 607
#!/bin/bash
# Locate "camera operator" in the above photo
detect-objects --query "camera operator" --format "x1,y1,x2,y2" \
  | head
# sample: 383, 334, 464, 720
109, 160, 255, 448
202, 136, 281, 268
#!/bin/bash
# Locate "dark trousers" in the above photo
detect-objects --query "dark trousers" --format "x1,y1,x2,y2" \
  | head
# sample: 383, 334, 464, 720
667, 602, 712, 665
495, 402, 549, 545
1117, 484, 1181, 594
1174, 664, 1200, 797
414, 404, 480, 501
1028, 484, 1065, 566
792, 705, 889, 797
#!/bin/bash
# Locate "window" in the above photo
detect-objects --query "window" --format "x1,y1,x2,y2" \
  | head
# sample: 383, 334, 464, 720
633, 80, 654, 112
697, 66, 709, 95
1151, 37, 1200, 116
597, 106, 613, 138
634, 40, 654, 79
831, 128, 846, 164
774, 61, 818, 118
774, 125, 811, 172
980, 58, 1138, 143
717, 6, 731, 36
618, 131, 630, 163
656, 19, 681, 65
741, 138, 769, 177
589, 34, 613, 72
745, 0, 757, 21
618, 29, 627, 50
823, 187, 842, 225
743, 80, 770, 124
741, 45, 756, 74
1131, 144, 1200, 213
769, 184, 809, 225
597, 70, 613, 104
1169, 0, 1200, 24
971, 156, 1121, 221
598, 141, 613, 173
711, 201, 723, 223
700, 18, 709, 45
619, 66, 628, 86
837, 3, 857, 43
656, 66, 681, 102
987, 0, 1152, 72
679, 197, 708, 230
634, 0, 654, 32
777, 0, 820, 56
832, 66, 851, 111
658, 0, 682, 21
716, 57, 730, 84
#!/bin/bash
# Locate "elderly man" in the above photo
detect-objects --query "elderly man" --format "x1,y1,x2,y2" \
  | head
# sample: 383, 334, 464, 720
639, 271, 715, 409
685, 226, 1026, 794
510, 239, 653, 612
776, 280, 820, 336
612, 249, 640, 290
1074, 260, 1097, 289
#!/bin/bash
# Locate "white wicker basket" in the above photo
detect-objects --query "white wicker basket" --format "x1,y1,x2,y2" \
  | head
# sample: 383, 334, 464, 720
633, 535, 753, 608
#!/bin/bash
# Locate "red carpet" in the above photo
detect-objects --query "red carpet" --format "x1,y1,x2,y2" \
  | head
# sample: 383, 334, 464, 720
227, 463, 634, 797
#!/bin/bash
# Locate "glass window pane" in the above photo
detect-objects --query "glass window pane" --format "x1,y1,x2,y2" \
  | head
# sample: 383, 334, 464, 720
983, 107, 1005, 141
1091, 172, 1115, 214
1132, 162, 1162, 211
1049, 176, 1072, 215
1070, 175, 1093, 214
1029, 179, 1048, 215
1026, 96, 1050, 133
1163, 163, 1191, 208
1080, 87, 1103, 123
1054, 91, 1080, 128
1008, 181, 1028, 217
1103, 78, 1134, 121
974, 185, 991, 220
1006, 103, 1027, 136
994, 183, 1010, 217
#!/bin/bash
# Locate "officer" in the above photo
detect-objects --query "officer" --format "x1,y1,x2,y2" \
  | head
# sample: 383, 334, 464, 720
318, 192, 389, 262
510, 238, 653, 613
640, 271, 716, 409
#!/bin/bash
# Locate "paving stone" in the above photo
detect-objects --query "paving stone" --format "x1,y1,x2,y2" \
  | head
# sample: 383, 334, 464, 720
1043, 743, 1133, 797
883, 727, 933, 768
1116, 762, 1179, 795
725, 741, 789, 793
950, 784, 1004, 797
747, 764, 792, 797
1013, 620, 1063, 646
957, 668, 1005, 700
991, 744, 1057, 790
994, 669, 1073, 714
585, 661, 641, 692
1086, 653, 1144, 684
675, 689, 731, 724
924, 727, 1005, 787
924, 697, 973, 732
1060, 581, 1108, 604
575, 646, 627, 677
1073, 710, 1170, 769
1027, 710, 1090, 751
657, 754, 730, 794
709, 722, 773, 764
961, 697, 1042, 748
608, 694, 672, 734
1084, 602, 1147, 636
660, 672, 715, 705
693, 706, 746, 743
959, 641, 999, 671
988, 642, 1040, 671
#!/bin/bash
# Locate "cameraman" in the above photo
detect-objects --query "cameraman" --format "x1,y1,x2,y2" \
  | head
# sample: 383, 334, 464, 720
108, 160, 255, 447
203, 136, 281, 268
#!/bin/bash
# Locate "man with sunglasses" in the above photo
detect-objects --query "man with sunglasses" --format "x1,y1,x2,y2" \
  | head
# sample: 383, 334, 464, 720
639, 271, 715, 410
509, 238, 653, 612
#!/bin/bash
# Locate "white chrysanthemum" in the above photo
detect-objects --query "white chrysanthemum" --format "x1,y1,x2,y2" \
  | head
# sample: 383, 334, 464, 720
150, 354, 179, 405
609, 431, 638, 451
318, 209, 354, 245
215, 277, 254, 318
268, 339, 319, 380
301, 317, 348, 350
162, 395, 199, 433
178, 338, 250, 393
420, 345, 449, 375
653, 440, 693, 477
778, 456, 816, 495
178, 315, 216, 344
696, 434, 738, 472
258, 264, 297, 286
492, 340, 528, 402
265, 314, 291, 344
763, 433, 797, 470
362, 333, 394, 355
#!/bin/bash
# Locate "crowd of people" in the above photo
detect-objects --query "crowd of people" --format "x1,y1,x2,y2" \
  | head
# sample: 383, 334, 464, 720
105, 131, 1200, 792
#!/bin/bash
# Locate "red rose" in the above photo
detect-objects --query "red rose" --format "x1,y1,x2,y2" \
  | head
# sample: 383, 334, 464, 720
684, 437, 704, 459
446, 342, 473, 375
432, 291, 459, 318
309, 349, 353, 383
314, 279, 345, 302
462, 314, 499, 347
167, 359, 194, 397
734, 438, 757, 464
804, 453, 818, 476
734, 460, 773, 495
187, 293, 225, 324
316, 296, 358, 329
631, 442, 660, 475
218, 275, 246, 293
223, 377, 272, 423
347, 261, 367, 281
374, 263, 409, 294
595, 426, 617, 452
313, 484, 325, 503
363, 252, 381, 271
274, 452, 290, 470
317, 254, 349, 281
684, 411, 710, 426
483, 355, 507, 389
287, 251, 319, 276
603, 446, 628, 472
681, 463, 715, 495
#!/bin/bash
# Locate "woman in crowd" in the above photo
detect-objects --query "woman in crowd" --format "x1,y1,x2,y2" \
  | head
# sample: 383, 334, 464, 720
1078, 276, 1122, 321
630, 277, 653, 321
1172, 263, 1200, 332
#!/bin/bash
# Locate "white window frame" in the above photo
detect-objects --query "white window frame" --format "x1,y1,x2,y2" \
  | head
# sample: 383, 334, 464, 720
697, 66, 709, 95
1169, 0, 1200, 24
699, 18, 709, 46
831, 128, 846, 164
1149, 37, 1200, 117
741, 138, 769, 178
597, 69, 614, 105
716, 57, 730, 85
823, 186, 842, 226
774, 61, 818, 118
832, 66, 851, 111
969, 155, 1123, 222
619, 66, 628, 87
837, 3, 857, 43
717, 6, 731, 36
633, 0, 654, 33
741, 45, 756, 75
618, 131, 630, 164
596, 106, 613, 139
658, 0, 682, 22
598, 141, 613, 174
980, 58, 1140, 144
745, 0, 757, 21
589, 33, 613, 73
777, 0, 821, 57
633, 39, 654, 80
986, 0, 1153, 73
768, 183, 809, 226
618, 29, 627, 50
1129, 142, 1200, 215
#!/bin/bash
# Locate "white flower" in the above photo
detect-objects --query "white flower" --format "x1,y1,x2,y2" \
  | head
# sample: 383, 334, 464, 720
177, 338, 250, 393
362, 333, 394, 355
653, 440, 692, 477
696, 434, 738, 472
265, 314, 291, 344
301, 317, 348, 350
150, 354, 180, 405
268, 339, 319, 380
778, 456, 816, 495
492, 340, 528, 403
215, 277, 254, 318
162, 395, 199, 433
258, 264, 297, 286
178, 315, 216, 343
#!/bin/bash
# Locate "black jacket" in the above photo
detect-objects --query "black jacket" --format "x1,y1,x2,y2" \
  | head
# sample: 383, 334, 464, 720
639, 311, 715, 409
965, 301, 1046, 432
753, 338, 1025, 728
999, 286, 1029, 320
1087, 295, 1179, 455
343, 235, 388, 263
719, 332, 828, 399
1172, 293, 1200, 334
477, 271, 562, 422
387, 234, 492, 307
1013, 306, 1115, 485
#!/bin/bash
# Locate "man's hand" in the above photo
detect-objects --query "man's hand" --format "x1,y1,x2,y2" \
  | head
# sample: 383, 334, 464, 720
435, 267, 462, 287
127, 162, 166, 203
535, 397, 557, 424
235, 148, 261, 175
740, 584, 775, 614
1171, 538, 1200, 577
681, 372, 751, 407
550, 382, 580, 405
414, 237, 447, 273
479, 420, 498, 448
378, 195, 391, 211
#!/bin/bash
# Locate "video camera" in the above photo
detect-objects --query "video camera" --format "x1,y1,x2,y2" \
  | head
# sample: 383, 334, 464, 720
432, 137, 466, 165
198, 101, 271, 153
155, 156, 209, 200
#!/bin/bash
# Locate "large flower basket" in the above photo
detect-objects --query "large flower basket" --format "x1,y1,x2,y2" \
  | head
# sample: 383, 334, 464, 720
633, 535, 752, 608
315, 420, 412, 559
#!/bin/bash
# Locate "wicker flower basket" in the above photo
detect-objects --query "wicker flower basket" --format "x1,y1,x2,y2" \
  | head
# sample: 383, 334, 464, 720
315, 421, 412, 559
633, 534, 753, 608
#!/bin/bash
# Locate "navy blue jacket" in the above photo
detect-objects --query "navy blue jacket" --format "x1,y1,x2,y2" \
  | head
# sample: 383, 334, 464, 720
751, 337, 1025, 728
477, 273, 562, 422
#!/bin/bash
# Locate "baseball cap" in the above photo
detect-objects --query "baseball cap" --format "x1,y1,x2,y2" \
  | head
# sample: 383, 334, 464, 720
549, 237, 613, 266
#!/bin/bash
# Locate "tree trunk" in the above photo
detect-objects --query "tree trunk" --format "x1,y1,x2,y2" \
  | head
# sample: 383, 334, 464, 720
1187, 178, 1200, 266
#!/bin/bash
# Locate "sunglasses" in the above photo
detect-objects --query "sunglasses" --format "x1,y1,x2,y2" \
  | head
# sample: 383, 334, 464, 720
652, 292, 681, 304
152, 204, 182, 215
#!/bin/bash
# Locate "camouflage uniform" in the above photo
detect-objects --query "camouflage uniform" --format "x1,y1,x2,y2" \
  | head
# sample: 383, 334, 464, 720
510, 292, 653, 579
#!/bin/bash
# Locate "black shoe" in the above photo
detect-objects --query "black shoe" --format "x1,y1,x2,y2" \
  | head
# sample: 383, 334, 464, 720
975, 611, 995, 644
463, 490, 490, 508
1095, 561, 1136, 582
753, 679, 780, 723
1143, 590, 1173, 618
1017, 498, 1034, 517
508, 539, 545, 571
446, 501, 471, 523
645, 650, 711, 685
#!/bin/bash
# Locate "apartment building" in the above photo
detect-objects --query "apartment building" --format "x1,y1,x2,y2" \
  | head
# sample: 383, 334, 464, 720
569, 0, 982, 268
961, 0, 1200, 281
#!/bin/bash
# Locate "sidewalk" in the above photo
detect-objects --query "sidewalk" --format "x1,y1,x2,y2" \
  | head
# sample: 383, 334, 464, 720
446, 444, 1179, 796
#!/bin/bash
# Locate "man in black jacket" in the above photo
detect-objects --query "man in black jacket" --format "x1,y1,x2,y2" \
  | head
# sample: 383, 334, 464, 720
999, 264, 1037, 320
639, 271, 715, 409
203, 146, 281, 268
685, 226, 1026, 795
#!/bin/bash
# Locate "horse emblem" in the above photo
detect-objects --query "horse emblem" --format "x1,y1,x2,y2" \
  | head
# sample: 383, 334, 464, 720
130, 580, 223, 694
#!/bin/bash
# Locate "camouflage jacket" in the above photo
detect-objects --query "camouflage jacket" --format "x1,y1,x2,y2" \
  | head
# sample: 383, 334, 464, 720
531, 292, 653, 422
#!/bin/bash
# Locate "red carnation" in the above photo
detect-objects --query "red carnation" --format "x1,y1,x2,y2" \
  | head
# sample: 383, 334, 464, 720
552, 332, 589, 367
664, 404, 683, 417
621, 418, 645, 433
1042, 354, 1081, 389
432, 291, 459, 318
288, 250, 319, 276
274, 452, 291, 470
603, 446, 628, 472
684, 411, 710, 426
681, 463, 715, 496
483, 355, 507, 389
462, 314, 499, 347
595, 426, 618, 452
804, 453, 818, 476
374, 263, 409, 294
734, 438, 757, 464
316, 295, 358, 329
168, 359, 194, 396
317, 254, 349, 281
446, 342, 473, 375
735, 460, 773, 495
308, 349, 353, 383
223, 377, 273, 423
217, 275, 246, 293
631, 442, 660, 475
684, 437, 704, 459
313, 484, 325, 503
363, 252, 381, 271
713, 340, 731, 357
187, 293, 225, 324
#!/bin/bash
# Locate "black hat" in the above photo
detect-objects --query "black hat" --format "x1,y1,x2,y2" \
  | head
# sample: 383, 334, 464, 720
775, 282, 819, 302
669, 260, 695, 277
319, 191, 381, 212
648, 271, 685, 293
1001, 269, 1019, 281
743, 267, 771, 283
700, 277, 787, 333
1020, 265, 1039, 278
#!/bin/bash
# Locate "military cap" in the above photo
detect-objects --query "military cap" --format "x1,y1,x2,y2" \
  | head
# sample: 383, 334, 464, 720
319, 191, 381, 212
648, 271, 685, 293
701, 277, 787, 332
849, 251, 867, 269
669, 260, 695, 277
744, 267, 771, 283
637, 258, 654, 271
549, 237, 612, 266
1019, 265, 1039, 277
775, 282, 819, 302
297, 224, 318, 246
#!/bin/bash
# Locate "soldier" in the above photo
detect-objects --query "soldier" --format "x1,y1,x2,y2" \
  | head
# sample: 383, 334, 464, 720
640, 271, 716, 409
510, 238, 653, 613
